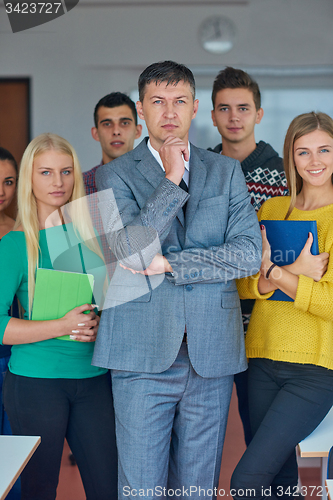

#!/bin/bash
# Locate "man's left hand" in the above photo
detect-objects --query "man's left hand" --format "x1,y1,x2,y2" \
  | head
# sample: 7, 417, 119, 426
120, 253, 172, 275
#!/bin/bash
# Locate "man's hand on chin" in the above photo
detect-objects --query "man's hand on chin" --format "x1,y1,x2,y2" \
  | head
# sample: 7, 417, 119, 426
159, 135, 187, 186
120, 253, 172, 275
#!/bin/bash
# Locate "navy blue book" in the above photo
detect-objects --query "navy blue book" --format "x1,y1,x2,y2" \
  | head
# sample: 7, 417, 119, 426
260, 220, 319, 302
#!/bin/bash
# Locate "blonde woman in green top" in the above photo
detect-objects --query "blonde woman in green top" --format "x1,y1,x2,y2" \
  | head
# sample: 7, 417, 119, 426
2, 133, 117, 499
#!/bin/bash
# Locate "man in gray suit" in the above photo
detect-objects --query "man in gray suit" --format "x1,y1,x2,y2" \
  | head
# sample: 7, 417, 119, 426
93, 61, 261, 499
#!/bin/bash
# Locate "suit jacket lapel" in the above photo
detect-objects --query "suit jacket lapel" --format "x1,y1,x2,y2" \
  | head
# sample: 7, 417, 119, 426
134, 140, 165, 190
185, 145, 207, 230
133, 139, 185, 227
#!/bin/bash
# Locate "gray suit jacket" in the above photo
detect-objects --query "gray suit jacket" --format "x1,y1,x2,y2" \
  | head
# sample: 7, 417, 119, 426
92, 139, 261, 378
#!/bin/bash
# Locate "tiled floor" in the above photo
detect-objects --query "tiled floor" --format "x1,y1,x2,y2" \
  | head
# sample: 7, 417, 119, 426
55, 387, 321, 499
56, 442, 85, 500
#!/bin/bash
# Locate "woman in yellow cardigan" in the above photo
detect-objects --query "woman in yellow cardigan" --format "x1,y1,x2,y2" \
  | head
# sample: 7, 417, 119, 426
231, 112, 333, 500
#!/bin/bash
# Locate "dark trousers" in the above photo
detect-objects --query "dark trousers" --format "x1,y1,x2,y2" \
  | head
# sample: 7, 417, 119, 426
3, 371, 118, 500
234, 370, 252, 446
231, 358, 333, 500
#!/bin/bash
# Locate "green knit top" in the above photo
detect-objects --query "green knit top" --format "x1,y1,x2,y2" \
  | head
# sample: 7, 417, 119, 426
0, 224, 107, 378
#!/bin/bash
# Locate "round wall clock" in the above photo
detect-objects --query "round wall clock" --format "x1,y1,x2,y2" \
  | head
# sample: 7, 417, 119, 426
199, 16, 236, 54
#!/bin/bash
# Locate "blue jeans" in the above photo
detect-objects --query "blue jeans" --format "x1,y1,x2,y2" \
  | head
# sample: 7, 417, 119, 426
112, 342, 234, 500
231, 358, 333, 500
0, 356, 21, 500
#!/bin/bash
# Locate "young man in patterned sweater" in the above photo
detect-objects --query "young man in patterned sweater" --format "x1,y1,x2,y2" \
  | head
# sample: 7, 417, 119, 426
209, 66, 288, 445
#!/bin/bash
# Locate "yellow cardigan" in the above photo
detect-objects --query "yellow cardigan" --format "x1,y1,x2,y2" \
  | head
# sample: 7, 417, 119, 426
237, 196, 333, 370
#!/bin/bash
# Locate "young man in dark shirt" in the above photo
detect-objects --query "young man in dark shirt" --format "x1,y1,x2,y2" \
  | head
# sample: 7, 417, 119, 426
83, 92, 142, 195
210, 67, 288, 445
83, 92, 142, 261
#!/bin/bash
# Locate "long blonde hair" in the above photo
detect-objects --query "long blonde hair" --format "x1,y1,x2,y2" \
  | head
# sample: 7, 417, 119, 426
15, 133, 104, 315
284, 111, 333, 219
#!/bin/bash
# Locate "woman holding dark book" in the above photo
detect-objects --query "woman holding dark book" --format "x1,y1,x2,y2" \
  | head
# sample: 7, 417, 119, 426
1, 133, 117, 500
231, 112, 333, 500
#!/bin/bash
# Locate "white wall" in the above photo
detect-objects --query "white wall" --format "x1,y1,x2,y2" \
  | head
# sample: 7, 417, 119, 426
1, 0, 333, 170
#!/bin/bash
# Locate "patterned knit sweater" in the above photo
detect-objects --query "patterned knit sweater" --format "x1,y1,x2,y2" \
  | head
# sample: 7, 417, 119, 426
210, 141, 288, 211
237, 196, 333, 370
210, 141, 289, 321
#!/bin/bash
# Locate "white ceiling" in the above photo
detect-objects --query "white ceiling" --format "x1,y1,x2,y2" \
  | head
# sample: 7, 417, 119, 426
75, 0, 248, 5
65, 0, 333, 87
1, 0, 333, 87
0, 0, 332, 167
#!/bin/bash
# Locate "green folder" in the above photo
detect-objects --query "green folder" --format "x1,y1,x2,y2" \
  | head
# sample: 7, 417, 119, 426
31, 268, 94, 341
